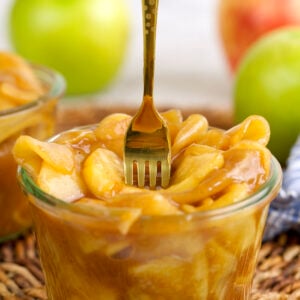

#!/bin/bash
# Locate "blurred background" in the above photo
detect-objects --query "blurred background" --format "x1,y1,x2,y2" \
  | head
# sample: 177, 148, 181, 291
0, 0, 232, 110
2, 0, 300, 165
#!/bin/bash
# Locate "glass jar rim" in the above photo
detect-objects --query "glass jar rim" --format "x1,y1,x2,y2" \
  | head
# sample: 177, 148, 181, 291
18, 143, 282, 222
0, 63, 65, 117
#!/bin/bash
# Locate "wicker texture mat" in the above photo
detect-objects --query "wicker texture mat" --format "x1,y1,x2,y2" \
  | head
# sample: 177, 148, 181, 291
0, 231, 299, 300
0, 104, 297, 299
0, 232, 46, 300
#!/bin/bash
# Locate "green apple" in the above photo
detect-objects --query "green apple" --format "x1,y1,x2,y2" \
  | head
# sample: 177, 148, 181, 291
234, 27, 300, 165
9, 0, 130, 95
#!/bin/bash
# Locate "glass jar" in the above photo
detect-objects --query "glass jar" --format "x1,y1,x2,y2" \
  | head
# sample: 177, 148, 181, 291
18, 124, 282, 300
0, 65, 65, 242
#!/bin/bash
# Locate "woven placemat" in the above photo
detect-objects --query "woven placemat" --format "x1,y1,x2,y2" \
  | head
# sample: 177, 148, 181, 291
0, 103, 296, 299
0, 231, 299, 299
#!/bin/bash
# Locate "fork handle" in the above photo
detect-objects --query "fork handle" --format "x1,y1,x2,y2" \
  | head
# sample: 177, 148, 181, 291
142, 0, 158, 98
132, 0, 162, 133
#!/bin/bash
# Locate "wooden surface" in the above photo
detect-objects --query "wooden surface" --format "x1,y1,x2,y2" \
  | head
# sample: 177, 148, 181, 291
56, 103, 234, 132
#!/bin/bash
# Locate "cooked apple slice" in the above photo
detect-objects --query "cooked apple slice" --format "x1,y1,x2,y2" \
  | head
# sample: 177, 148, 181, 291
13, 135, 74, 177
129, 254, 208, 299
82, 148, 124, 198
172, 114, 208, 157
37, 161, 85, 202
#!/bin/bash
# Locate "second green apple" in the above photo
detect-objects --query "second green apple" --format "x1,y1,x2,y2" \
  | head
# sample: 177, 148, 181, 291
234, 27, 300, 165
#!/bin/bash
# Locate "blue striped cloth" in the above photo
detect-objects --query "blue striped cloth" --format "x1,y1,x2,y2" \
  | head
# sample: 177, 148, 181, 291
264, 136, 300, 241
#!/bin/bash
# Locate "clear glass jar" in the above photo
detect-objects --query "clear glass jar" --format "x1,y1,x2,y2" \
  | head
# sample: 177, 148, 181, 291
0, 65, 65, 242
18, 125, 282, 300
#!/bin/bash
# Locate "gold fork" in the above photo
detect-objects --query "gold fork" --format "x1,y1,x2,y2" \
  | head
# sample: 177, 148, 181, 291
123, 0, 171, 188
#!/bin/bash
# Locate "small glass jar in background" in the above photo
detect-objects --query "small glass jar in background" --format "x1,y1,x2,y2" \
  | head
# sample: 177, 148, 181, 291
0, 65, 65, 242
18, 124, 282, 300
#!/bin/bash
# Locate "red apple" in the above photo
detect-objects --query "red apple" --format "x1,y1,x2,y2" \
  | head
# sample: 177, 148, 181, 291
218, 0, 300, 71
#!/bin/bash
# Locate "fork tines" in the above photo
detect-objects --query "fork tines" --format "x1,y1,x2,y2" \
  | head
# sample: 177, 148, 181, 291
124, 129, 171, 188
